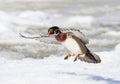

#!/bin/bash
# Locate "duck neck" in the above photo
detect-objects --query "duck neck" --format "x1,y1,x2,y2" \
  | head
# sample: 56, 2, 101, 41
55, 33, 67, 42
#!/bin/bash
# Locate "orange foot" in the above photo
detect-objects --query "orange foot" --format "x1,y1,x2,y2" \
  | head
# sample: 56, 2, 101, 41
64, 53, 76, 60
64, 53, 71, 60
74, 53, 85, 62
73, 54, 80, 62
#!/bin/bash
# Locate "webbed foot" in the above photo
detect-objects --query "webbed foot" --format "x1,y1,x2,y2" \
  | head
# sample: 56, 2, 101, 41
64, 53, 75, 60
73, 53, 85, 62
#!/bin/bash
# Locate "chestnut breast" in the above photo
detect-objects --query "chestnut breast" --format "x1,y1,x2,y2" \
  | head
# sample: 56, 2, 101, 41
55, 33, 67, 42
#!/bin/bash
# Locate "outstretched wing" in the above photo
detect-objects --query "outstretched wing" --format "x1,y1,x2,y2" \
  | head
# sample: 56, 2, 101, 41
19, 33, 61, 45
60, 28, 89, 44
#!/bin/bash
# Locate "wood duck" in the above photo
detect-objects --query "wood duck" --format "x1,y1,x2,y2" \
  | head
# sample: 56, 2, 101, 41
48, 26, 101, 63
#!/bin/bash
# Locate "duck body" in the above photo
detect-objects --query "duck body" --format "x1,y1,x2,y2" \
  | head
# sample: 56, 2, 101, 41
62, 37, 82, 54
55, 32, 86, 55
48, 26, 101, 63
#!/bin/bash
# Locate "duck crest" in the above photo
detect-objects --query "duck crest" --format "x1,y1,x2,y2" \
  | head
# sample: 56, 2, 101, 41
55, 33, 67, 42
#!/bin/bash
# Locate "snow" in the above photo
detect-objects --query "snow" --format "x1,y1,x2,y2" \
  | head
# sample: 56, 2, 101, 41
0, 44, 120, 84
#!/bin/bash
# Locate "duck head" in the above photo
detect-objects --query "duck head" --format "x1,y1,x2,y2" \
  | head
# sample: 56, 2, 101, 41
47, 26, 61, 37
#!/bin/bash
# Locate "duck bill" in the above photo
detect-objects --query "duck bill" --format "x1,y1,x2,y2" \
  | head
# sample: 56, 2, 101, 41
47, 32, 51, 37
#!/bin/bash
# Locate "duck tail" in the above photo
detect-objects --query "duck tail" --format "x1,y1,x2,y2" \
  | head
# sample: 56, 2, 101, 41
78, 50, 101, 63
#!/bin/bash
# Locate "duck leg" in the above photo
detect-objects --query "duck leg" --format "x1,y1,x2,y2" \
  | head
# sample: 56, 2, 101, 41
73, 54, 80, 62
64, 53, 75, 60
73, 53, 85, 62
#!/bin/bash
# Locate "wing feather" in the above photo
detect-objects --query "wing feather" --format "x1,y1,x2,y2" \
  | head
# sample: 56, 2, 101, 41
60, 28, 89, 44
19, 33, 60, 45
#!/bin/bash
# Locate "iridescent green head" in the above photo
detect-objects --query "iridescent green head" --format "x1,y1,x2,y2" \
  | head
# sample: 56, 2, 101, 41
47, 26, 61, 36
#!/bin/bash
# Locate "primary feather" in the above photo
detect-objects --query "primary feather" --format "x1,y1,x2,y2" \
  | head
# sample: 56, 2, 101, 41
19, 33, 60, 45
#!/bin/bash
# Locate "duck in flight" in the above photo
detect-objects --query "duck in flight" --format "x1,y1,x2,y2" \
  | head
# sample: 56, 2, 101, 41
20, 26, 101, 63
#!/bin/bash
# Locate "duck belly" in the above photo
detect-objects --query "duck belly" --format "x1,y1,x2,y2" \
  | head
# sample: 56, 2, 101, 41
62, 38, 82, 54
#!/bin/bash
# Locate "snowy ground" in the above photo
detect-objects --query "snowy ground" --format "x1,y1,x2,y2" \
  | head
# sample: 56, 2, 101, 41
0, 44, 120, 84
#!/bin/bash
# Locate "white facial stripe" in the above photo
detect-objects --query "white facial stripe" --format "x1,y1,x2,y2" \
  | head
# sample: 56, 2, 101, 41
54, 29, 60, 35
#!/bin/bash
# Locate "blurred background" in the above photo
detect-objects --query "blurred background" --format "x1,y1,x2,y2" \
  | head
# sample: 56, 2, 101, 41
0, 0, 120, 59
